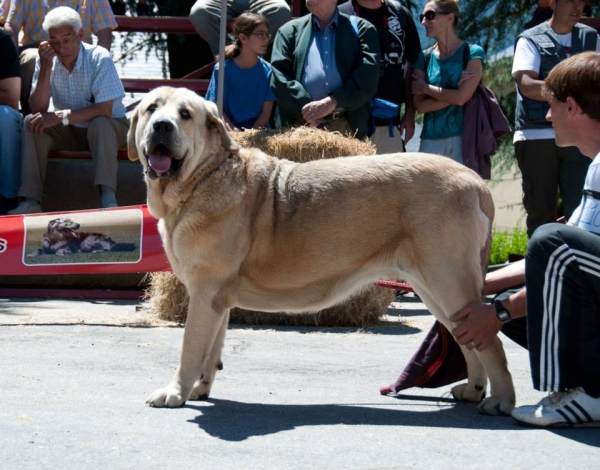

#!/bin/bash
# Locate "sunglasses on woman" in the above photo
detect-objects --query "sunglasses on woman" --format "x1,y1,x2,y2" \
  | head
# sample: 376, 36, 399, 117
419, 10, 451, 22
250, 31, 272, 40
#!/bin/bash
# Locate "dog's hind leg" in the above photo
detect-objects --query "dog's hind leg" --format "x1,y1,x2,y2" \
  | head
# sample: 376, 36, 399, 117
410, 284, 488, 403
189, 309, 230, 401
410, 266, 515, 415
146, 284, 230, 408
469, 337, 515, 415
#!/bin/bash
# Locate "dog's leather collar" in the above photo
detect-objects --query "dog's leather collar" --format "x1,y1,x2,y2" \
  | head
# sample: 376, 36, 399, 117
177, 153, 234, 205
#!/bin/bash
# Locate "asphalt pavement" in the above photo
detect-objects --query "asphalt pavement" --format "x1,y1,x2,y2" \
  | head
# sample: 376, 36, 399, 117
1, 295, 598, 469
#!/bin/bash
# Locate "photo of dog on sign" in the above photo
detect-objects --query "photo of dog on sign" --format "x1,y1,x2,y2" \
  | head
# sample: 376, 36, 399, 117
23, 210, 142, 265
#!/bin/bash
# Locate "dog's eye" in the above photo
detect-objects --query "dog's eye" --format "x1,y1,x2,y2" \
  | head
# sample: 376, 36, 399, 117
147, 103, 157, 114
179, 109, 191, 120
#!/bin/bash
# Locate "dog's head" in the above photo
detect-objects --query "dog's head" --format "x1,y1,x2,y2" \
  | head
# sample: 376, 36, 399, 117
127, 87, 240, 181
47, 218, 80, 233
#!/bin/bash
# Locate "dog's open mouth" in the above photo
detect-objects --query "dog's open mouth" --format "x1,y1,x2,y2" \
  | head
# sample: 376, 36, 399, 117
146, 144, 183, 179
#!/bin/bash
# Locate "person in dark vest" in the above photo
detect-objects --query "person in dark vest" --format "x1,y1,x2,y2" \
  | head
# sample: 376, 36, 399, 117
512, 0, 599, 237
338, 0, 421, 153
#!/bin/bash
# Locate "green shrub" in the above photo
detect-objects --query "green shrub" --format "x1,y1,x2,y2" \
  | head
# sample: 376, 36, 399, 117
490, 227, 527, 266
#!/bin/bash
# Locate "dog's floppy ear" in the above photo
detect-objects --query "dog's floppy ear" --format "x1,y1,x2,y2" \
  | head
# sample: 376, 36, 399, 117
204, 100, 240, 153
127, 105, 140, 162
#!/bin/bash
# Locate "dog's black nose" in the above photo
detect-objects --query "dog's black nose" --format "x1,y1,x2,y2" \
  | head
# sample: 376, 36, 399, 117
152, 120, 173, 134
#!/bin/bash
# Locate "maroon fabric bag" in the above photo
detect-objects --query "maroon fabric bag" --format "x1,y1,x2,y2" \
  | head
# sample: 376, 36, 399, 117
380, 321, 467, 395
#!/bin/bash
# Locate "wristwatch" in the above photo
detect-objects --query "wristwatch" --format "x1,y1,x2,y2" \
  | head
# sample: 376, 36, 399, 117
494, 299, 511, 324
61, 109, 71, 126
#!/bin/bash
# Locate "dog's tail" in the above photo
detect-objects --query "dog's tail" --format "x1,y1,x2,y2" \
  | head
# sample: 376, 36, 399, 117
111, 243, 136, 252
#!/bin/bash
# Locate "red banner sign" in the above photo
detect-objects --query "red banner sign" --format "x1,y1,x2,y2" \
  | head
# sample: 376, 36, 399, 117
0, 205, 171, 275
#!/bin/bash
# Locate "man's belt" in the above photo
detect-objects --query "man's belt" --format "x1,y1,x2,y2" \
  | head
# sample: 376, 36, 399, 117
323, 109, 347, 121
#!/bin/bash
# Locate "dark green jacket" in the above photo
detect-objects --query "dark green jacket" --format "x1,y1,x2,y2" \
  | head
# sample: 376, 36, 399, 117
270, 11, 380, 139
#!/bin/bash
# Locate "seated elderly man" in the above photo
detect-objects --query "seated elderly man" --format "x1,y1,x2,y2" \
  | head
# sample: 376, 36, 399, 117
9, 6, 128, 215
5, 0, 116, 115
270, 0, 380, 139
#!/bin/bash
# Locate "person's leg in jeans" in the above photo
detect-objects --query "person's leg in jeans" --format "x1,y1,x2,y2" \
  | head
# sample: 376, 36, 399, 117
419, 136, 462, 163
512, 223, 600, 426
0, 105, 23, 199
515, 139, 560, 238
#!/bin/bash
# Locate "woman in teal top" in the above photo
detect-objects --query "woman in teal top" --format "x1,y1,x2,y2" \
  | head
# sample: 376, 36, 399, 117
411, 0, 484, 164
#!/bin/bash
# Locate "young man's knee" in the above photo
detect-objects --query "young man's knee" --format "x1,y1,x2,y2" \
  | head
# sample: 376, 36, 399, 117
527, 223, 565, 256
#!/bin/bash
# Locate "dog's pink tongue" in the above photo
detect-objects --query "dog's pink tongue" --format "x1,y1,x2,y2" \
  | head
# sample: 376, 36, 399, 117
148, 148, 173, 173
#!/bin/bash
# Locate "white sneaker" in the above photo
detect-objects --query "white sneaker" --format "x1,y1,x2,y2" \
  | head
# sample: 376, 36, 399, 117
512, 388, 600, 428
7, 200, 42, 215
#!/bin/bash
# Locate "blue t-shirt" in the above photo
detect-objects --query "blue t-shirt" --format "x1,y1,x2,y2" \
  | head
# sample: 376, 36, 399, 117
206, 57, 276, 129
414, 43, 485, 139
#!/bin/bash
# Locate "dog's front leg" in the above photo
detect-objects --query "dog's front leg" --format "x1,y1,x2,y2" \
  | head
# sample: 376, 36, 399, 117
189, 309, 230, 400
146, 291, 228, 408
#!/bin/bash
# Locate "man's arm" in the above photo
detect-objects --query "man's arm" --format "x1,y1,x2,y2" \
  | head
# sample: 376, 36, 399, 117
67, 100, 113, 123
4, 22, 19, 46
511, 37, 544, 101
0, 76, 20, 110
450, 260, 527, 351
484, 259, 526, 295
29, 42, 56, 113
512, 70, 545, 101
412, 57, 483, 107
96, 28, 112, 50
450, 288, 527, 351
270, 24, 313, 118
400, 62, 416, 143
329, 17, 380, 110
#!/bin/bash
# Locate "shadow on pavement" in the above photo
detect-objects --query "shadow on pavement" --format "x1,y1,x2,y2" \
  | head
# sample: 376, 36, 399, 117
183, 398, 598, 446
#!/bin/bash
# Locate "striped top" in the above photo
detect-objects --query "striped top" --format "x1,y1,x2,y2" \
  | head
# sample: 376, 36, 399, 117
7, 0, 117, 46
32, 42, 126, 128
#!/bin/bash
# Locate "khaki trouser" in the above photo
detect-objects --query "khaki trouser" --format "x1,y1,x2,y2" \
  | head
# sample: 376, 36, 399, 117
19, 47, 39, 116
369, 125, 405, 154
18, 115, 129, 203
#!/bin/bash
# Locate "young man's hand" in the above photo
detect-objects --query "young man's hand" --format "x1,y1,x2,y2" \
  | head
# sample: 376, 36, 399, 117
450, 302, 503, 351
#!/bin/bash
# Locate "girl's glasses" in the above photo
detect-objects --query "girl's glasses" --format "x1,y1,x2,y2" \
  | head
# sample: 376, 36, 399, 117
419, 10, 451, 22
250, 32, 272, 40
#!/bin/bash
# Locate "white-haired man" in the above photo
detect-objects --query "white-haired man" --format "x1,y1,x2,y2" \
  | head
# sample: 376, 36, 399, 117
9, 6, 128, 214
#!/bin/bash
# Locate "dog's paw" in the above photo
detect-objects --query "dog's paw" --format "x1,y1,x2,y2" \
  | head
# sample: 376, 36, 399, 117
188, 379, 213, 401
146, 387, 186, 408
451, 382, 486, 403
477, 396, 515, 416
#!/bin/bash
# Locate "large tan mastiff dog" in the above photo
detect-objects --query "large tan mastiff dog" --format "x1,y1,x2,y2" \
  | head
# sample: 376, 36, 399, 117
128, 87, 515, 415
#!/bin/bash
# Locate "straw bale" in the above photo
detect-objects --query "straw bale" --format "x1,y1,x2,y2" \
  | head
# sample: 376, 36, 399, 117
145, 272, 394, 327
231, 126, 375, 161
146, 126, 394, 327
